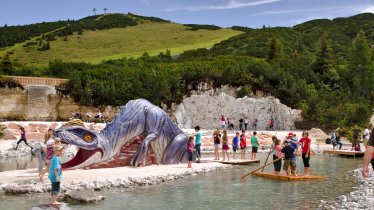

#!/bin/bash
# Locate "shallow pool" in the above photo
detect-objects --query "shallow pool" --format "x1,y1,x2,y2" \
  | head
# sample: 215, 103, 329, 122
0, 154, 362, 210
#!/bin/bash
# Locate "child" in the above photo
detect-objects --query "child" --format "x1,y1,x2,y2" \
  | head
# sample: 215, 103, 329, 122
222, 130, 230, 161
194, 126, 202, 163
40, 130, 56, 181
272, 137, 282, 174
281, 141, 296, 176
232, 132, 240, 159
187, 136, 194, 168
240, 130, 247, 159
49, 145, 64, 205
251, 131, 259, 160
213, 129, 221, 160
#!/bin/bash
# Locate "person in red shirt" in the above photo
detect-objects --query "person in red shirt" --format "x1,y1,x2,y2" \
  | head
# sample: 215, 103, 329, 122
299, 130, 311, 176
240, 130, 247, 159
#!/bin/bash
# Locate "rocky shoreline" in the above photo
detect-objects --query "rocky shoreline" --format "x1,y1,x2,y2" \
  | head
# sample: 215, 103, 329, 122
319, 167, 374, 210
0, 163, 231, 194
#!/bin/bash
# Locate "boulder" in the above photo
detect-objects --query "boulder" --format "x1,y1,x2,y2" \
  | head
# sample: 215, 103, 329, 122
30, 203, 71, 210
7, 123, 20, 129
63, 191, 105, 204
28, 124, 39, 132
175, 92, 302, 130
3, 130, 17, 140
38, 124, 49, 133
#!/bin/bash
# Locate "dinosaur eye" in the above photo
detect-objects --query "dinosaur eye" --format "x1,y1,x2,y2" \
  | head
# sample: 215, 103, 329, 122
83, 133, 93, 143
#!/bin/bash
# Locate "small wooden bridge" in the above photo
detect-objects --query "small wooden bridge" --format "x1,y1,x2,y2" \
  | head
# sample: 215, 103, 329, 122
7, 76, 68, 87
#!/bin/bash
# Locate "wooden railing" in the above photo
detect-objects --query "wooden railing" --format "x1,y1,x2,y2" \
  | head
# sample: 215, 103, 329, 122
7, 76, 68, 87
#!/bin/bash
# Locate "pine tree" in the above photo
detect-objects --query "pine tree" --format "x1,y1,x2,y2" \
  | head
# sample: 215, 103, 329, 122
0, 53, 13, 75
266, 35, 284, 62
350, 30, 374, 98
313, 34, 334, 75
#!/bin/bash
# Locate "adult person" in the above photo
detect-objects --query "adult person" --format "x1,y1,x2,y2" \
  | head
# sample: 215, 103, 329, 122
244, 117, 248, 130
32, 141, 46, 178
299, 131, 311, 176
362, 128, 374, 178
15, 126, 33, 151
268, 115, 274, 130
272, 136, 282, 174
239, 118, 244, 131
252, 118, 258, 130
220, 115, 225, 130
331, 130, 337, 150
335, 131, 343, 150
213, 129, 221, 160
240, 130, 247, 159
194, 126, 202, 163
352, 124, 361, 151
363, 126, 370, 147
40, 129, 55, 181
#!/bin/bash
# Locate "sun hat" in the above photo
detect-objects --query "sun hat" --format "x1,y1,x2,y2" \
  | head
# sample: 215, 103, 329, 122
288, 132, 294, 137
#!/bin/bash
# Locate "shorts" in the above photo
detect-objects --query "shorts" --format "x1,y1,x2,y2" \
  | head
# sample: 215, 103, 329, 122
302, 153, 310, 167
233, 146, 238, 152
240, 146, 246, 150
222, 144, 229, 150
273, 155, 282, 172
214, 144, 220, 149
283, 159, 296, 172
252, 147, 258, 153
187, 152, 193, 161
51, 182, 61, 195
371, 159, 374, 170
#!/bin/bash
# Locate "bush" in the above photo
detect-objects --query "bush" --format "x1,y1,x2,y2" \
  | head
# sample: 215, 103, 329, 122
0, 124, 4, 140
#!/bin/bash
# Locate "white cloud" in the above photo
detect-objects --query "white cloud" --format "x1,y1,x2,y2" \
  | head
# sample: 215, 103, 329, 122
250, 7, 348, 16
362, 5, 374, 13
165, 0, 282, 12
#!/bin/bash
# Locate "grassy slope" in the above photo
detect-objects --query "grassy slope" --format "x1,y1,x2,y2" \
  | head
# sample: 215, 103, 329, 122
6, 22, 242, 65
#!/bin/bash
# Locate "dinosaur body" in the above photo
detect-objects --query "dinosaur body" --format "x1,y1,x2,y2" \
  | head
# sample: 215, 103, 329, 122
54, 99, 189, 169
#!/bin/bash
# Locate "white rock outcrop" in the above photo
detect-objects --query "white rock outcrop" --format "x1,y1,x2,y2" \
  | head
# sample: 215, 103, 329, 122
175, 92, 302, 130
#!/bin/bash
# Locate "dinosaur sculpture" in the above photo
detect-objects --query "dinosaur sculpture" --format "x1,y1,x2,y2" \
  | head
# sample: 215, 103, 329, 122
54, 99, 189, 169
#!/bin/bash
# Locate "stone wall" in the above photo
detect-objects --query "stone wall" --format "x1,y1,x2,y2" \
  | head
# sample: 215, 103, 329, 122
0, 87, 119, 121
174, 89, 302, 130
0, 122, 106, 140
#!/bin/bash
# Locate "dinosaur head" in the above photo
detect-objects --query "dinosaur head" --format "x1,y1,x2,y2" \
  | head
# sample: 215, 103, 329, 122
54, 126, 105, 169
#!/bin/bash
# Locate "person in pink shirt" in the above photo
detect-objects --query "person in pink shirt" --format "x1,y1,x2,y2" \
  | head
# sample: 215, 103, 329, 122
187, 136, 194, 168
299, 131, 312, 176
272, 137, 282, 174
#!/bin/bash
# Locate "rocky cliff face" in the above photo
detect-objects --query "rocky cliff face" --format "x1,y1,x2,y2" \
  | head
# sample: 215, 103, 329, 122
174, 86, 302, 130
0, 87, 119, 121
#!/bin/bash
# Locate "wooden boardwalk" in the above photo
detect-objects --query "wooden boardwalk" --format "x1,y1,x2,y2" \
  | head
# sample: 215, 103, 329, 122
323, 149, 365, 157
252, 172, 326, 181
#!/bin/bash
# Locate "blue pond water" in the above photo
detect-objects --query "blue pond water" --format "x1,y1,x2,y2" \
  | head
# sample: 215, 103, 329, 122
0, 154, 362, 210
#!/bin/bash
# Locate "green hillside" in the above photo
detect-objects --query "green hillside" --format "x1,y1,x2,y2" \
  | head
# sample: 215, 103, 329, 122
0, 14, 242, 65
2, 13, 374, 129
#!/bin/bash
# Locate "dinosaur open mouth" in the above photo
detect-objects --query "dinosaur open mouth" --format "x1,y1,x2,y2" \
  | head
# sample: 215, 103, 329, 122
62, 148, 103, 169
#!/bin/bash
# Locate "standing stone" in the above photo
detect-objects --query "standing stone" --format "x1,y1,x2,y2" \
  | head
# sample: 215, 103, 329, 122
63, 191, 105, 203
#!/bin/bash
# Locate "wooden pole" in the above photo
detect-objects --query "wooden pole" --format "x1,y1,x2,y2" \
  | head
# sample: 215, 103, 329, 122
262, 147, 274, 172
241, 156, 283, 179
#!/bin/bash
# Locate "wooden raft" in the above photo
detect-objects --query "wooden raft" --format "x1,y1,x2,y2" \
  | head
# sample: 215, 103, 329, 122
323, 150, 365, 157
219, 159, 260, 165
252, 172, 325, 181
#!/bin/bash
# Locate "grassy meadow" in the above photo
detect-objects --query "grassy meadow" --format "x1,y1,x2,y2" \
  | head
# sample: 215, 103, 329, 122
3, 22, 242, 65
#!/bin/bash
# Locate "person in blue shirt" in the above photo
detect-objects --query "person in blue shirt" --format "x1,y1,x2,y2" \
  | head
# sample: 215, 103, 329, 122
48, 145, 63, 205
232, 132, 240, 159
194, 126, 202, 163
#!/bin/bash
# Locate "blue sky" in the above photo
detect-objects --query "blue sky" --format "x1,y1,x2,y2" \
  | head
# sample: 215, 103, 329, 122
1, 0, 373, 28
